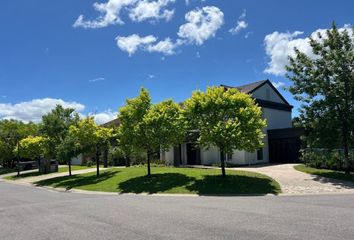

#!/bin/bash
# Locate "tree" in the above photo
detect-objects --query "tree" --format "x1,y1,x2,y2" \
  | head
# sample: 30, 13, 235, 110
138, 99, 185, 177
69, 118, 113, 177
183, 86, 266, 177
40, 105, 80, 158
0, 120, 39, 168
118, 88, 151, 168
15, 136, 47, 160
56, 134, 80, 176
286, 23, 354, 174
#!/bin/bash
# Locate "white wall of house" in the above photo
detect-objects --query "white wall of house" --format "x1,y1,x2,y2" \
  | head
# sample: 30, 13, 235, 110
71, 154, 83, 165
161, 82, 293, 166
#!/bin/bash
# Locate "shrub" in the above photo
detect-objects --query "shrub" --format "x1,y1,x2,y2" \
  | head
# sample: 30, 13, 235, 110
301, 148, 354, 171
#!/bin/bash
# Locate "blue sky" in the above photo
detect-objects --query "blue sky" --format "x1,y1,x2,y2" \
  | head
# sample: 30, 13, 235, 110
0, 0, 353, 123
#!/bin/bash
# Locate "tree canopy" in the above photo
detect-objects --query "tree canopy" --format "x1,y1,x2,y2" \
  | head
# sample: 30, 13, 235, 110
183, 86, 266, 177
286, 23, 354, 173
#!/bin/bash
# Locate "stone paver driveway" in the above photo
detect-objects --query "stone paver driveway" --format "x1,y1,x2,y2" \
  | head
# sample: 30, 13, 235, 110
236, 164, 354, 195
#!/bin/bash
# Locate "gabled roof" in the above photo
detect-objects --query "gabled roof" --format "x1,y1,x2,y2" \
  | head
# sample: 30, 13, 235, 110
101, 118, 120, 128
221, 79, 291, 106
221, 79, 268, 94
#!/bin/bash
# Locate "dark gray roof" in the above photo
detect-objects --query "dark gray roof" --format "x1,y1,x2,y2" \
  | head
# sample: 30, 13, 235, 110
221, 79, 268, 94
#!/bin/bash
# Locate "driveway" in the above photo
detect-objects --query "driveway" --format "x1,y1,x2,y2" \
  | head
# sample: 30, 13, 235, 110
236, 164, 354, 195
1, 181, 354, 240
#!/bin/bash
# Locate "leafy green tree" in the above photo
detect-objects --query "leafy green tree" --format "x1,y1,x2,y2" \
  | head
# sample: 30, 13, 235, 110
40, 105, 80, 158
138, 99, 185, 177
14, 136, 48, 173
183, 86, 266, 177
56, 134, 80, 176
15, 136, 47, 160
118, 88, 151, 168
0, 120, 39, 168
286, 23, 354, 174
69, 118, 113, 177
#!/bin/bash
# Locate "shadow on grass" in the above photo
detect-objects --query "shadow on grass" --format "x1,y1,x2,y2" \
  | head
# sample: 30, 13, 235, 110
186, 175, 280, 195
118, 173, 195, 194
35, 171, 118, 190
6, 171, 41, 180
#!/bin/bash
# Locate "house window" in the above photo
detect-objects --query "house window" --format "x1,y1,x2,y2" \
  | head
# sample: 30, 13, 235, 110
227, 153, 233, 161
257, 148, 263, 160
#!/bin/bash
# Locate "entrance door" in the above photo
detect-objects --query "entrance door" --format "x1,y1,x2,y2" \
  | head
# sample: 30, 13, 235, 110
186, 143, 200, 165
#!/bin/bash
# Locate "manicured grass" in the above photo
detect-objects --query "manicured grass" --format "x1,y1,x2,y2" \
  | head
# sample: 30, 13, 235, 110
294, 164, 354, 182
35, 167, 281, 195
4, 165, 95, 180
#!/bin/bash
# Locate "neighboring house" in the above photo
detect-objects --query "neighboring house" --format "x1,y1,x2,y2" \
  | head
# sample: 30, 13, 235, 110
70, 119, 120, 166
161, 80, 303, 166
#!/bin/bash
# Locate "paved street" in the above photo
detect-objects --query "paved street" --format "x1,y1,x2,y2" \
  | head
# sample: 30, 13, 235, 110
1, 181, 354, 240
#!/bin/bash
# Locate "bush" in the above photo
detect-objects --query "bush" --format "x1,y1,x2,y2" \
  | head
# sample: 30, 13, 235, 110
86, 160, 94, 167
301, 148, 354, 171
108, 147, 126, 166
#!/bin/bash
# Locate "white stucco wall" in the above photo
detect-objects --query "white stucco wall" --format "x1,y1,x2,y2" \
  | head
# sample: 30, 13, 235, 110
201, 146, 219, 165
71, 154, 83, 165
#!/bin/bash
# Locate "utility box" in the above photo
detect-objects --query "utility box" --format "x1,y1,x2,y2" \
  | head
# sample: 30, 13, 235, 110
39, 159, 58, 174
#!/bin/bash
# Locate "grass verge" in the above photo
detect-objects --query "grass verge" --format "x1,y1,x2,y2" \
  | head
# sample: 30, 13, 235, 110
35, 167, 281, 195
4, 165, 96, 180
294, 164, 354, 182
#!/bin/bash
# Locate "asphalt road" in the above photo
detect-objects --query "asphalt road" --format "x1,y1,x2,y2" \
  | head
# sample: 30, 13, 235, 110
1, 181, 354, 240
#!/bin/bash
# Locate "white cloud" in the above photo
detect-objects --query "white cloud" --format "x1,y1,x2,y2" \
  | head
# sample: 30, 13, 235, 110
147, 37, 177, 55
0, 98, 118, 125
116, 34, 177, 56
272, 81, 285, 89
229, 20, 248, 35
177, 6, 224, 45
73, 0, 137, 29
115, 34, 157, 56
89, 77, 105, 83
90, 110, 117, 125
264, 25, 353, 76
73, 0, 176, 28
129, 0, 175, 22
0, 98, 85, 123
229, 9, 248, 35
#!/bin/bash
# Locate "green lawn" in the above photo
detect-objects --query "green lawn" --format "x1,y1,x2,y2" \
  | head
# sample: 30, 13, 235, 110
294, 164, 354, 182
35, 167, 281, 195
4, 165, 95, 180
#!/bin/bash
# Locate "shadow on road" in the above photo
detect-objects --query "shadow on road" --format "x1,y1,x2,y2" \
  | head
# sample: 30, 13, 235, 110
35, 171, 118, 190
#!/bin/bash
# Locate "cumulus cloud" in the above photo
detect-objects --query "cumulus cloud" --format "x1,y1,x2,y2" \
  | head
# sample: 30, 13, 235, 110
272, 81, 285, 89
73, 0, 176, 28
116, 34, 177, 55
0, 98, 85, 123
129, 0, 175, 22
0, 98, 118, 125
177, 6, 224, 45
90, 110, 117, 125
229, 9, 248, 35
116, 34, 157, 56
264, 25, 353, 76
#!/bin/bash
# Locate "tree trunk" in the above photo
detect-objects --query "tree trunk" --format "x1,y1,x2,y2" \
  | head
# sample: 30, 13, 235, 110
96, 150, 100, 177
125, 155, 131, 167
103, 149, 108, 168
341, 118, 350, 175
342, 129, 350, 175
68, 159, 72, 176
220, 147, 226, 178
147, 152, 151, 178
